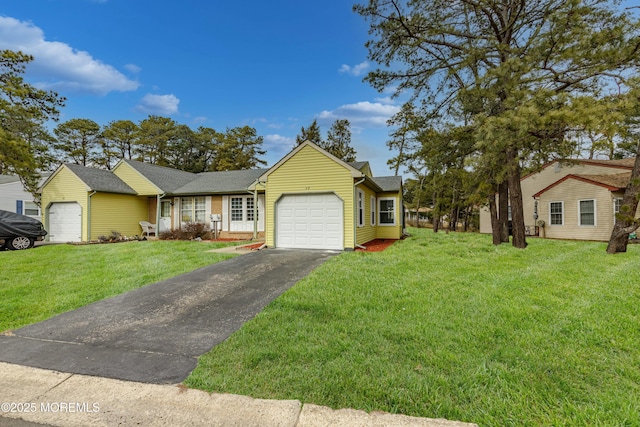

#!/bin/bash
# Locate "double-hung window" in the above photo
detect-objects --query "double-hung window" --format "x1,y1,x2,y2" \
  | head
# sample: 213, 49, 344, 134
579, 199, 595, 226
614, 198, 623, 224
370, 196, 376, 226
378, 198, 396, 226
549, 201, 563, 225
357, 189, 364, 227
181, 197, 206, 222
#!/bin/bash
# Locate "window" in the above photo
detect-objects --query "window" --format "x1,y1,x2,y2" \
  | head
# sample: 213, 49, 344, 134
370, 196, 376, 226
614, 198, 623, 223
24, 201, 40, 216
357, 189, 364, 227
181, 197, 206, 222
550, 201, 563, 225
160, 200, 171, 217
246, 197, 255, 222
579, 199, 595, 226
378, 198, 396, 225
231, 197, 244, 221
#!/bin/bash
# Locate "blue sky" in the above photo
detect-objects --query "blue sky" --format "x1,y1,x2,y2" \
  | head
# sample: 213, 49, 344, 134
1, 0, 405, 176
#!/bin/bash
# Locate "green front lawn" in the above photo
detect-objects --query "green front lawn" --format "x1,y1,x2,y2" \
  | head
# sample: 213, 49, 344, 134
0, 240, 241, 332
185, 229, 640, 426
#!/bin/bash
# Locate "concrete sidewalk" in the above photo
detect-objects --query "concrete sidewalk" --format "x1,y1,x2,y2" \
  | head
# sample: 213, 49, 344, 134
0, 362, 477, 427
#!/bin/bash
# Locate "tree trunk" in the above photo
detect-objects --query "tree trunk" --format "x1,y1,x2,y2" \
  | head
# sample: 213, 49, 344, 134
498, 180, 510, 243
607, 148, 640, 253
489, 193, 502, 245
507, 148, 527, 248
449, 206, 459, 232
433, 213, 440, 233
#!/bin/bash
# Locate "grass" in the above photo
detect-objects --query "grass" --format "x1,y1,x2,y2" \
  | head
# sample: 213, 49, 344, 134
185, 229, 640, 426
0, 239, 242, 332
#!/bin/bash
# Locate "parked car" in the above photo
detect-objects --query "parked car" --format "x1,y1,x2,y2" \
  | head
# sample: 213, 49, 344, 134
0, 209, 48, 250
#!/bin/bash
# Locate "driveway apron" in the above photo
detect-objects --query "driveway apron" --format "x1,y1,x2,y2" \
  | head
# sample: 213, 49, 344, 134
0, 249, 337, 384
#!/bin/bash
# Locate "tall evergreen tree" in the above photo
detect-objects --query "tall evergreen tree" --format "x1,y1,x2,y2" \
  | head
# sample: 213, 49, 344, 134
325, 119, 357, 162
53, 118, 101, 167
295, 119, 322, 145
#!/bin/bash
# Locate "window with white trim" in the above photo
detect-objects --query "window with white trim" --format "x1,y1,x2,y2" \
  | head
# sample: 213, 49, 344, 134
247, 197, 255, 221
23, 201, 40, 216
370, 196, 376, 226
549, 201, 563, 225
579, 199, 595, 226
181, 197, 206, 222
378, 198, 396, 226
231, 197, 244, 221
357, 189, 364, 227
614, 198, 623, 223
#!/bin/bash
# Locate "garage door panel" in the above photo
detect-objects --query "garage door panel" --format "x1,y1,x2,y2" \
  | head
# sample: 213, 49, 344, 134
276, 194, 343, 250
49, 202, 82, 243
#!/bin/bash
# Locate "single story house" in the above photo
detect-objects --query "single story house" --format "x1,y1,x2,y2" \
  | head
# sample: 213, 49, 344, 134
39, 140, 404, 250
479, 158, 639, 241
0, 174, 50, 222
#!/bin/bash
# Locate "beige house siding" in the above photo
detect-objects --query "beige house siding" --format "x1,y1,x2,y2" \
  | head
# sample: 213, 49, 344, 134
40, 166, 90, 241
113, 162, 160, 196
540, 180, 613, 241
480, 160, 634, 235
90, 193, 148, 240
264, 144, 355, 248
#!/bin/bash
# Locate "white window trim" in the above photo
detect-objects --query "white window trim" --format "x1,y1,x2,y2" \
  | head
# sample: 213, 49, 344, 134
613, 197, 623, 224
549, 201, 564, 226
357, 189, 365, 227
578, 199, 596, 227
22, 200, 41, 216
378, 197, 397, 226
370, 195, 376, 226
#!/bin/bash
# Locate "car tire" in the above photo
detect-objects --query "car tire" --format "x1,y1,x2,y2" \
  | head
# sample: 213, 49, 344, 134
6, 236, 35, 250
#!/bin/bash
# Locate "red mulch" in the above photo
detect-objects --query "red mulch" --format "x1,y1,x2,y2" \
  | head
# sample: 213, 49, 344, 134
243, 242, 266, 250
355, 239, 398, 252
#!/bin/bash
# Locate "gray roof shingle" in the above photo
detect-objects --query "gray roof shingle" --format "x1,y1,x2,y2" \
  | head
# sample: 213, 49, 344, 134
65, 164, 137, 194
173, 169, 268, 195
122, 160, 197, 193
372, 176, 402, 192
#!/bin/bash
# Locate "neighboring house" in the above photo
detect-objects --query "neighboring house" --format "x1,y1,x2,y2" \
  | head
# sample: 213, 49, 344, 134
0, 174, 50, 221
479, 158, 639, 241
39, 140, 404, 249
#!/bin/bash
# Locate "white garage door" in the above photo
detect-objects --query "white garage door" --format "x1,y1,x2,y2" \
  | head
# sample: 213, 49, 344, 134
49, 202, 82, 242
276, 194, 343, 250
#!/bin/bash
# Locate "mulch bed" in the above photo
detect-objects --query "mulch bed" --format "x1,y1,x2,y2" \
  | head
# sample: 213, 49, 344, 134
355, 239, 398, 252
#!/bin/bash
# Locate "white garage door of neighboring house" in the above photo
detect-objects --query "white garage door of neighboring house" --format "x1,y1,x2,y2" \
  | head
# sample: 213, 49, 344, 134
49, 202, 82, 242
276, 194, 343, 250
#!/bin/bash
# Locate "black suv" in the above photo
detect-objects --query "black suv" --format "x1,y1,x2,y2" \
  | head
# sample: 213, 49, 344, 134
0, 209, 48, 250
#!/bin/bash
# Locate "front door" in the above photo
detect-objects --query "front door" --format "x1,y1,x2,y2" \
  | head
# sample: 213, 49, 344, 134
159, 200, 172, 232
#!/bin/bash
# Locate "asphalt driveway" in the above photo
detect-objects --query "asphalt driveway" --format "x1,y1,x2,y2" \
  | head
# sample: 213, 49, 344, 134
0, 248, 337, 384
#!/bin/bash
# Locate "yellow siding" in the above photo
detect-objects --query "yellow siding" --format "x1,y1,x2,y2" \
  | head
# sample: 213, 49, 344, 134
265, 145, 355, 248
540, 180, 614, 241
375, 191, 403, 240
90, 193, 149, 240
113, 162, 160, 196
355, 184, 377, 245
40, 166, 90, 241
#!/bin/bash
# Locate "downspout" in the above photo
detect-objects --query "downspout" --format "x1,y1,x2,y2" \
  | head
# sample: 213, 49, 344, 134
87, 191, 97, 242
353, 177, 367, 250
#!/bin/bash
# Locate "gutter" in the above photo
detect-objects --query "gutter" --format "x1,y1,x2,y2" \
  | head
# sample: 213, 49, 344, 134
353, 176, 367, 250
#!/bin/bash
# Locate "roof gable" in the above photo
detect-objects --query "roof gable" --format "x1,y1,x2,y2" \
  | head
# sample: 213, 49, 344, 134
119, 159, 197, 193
533, 172, 630, 197
260, 140, 364, 181
63, 164, 137, 194
372, 176, 402, 192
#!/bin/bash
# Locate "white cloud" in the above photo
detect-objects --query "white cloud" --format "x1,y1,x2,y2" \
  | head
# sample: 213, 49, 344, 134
338, 61, 370, 77
317, 101, 400, 128
0, 16, 139, 95
124, 63, 141, 74
265, 134, 295, 151
136, 94, 180, 115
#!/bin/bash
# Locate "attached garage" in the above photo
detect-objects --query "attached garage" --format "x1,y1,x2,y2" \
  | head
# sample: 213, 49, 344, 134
48, 202, 82, 243
276, 193, 343, 250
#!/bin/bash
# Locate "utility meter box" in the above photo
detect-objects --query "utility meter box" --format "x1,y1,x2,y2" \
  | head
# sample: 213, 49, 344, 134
210, 214, 221, 222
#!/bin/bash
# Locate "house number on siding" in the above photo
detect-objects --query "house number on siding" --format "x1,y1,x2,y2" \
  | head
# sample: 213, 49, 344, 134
305, 186, 311, 190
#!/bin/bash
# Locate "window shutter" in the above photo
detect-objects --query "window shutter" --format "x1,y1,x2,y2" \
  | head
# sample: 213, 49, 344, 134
16, 200, 23, 214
